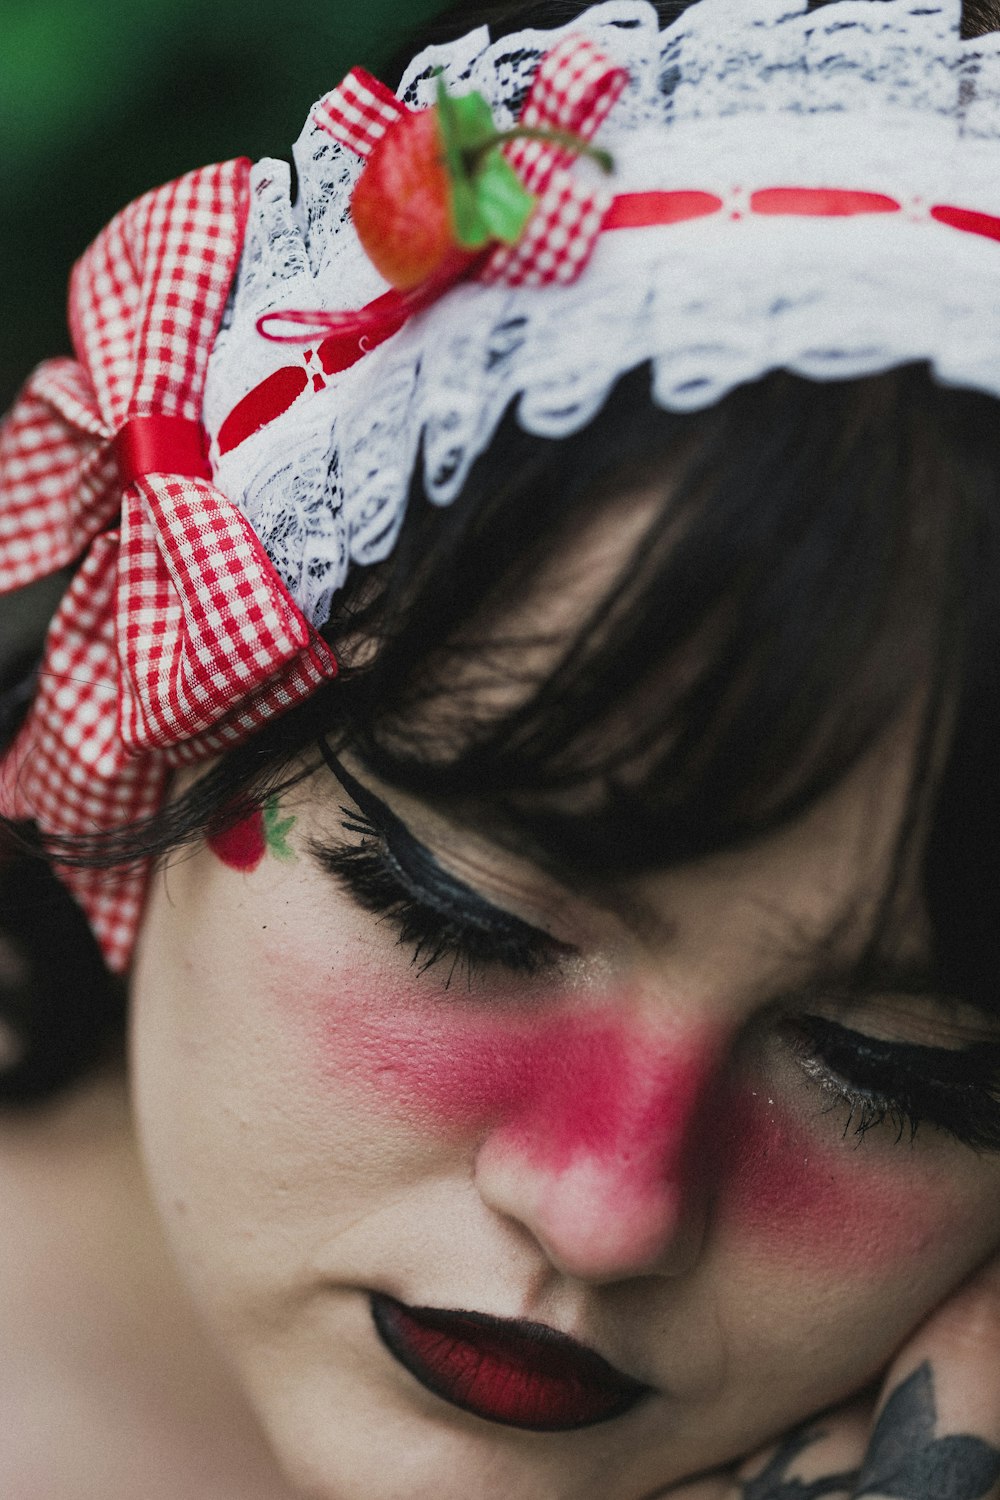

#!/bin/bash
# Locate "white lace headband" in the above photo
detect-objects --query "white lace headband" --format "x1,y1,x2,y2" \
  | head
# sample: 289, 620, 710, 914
203, 0, 1000, 630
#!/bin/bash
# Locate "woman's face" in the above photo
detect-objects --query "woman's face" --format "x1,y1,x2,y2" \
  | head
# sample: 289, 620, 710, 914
129, 688, 1000, 1500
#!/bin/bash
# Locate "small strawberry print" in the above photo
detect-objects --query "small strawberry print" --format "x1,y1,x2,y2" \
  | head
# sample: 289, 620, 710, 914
262, 796, 297, 863
208, 797, 297, 872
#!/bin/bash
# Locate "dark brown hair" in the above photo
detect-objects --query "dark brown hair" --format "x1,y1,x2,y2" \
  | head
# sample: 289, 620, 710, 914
3, 0, 1000, 1103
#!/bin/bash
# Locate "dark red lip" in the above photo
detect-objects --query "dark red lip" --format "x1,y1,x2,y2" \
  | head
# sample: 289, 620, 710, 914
370, 1294, 653, 1432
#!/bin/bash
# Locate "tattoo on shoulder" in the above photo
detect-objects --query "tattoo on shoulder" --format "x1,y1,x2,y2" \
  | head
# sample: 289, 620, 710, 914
854, 1363, 1000, 1500
741, 1427, 857, 1500
741, 1362, 1000, 1500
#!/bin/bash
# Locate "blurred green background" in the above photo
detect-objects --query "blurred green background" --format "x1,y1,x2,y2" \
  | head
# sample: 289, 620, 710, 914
0, 0, 453, 412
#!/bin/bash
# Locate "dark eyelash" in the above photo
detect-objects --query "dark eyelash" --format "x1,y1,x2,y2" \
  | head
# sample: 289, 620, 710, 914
313, 806, 568, 984
790, 1014, 1000, 1152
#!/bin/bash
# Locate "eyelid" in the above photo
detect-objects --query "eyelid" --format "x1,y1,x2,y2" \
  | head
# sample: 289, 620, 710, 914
792, 1014, 1000, 1093
317, 742, 576, 959
784, 965, 1000, 1052
781, 1012, 1000, 1152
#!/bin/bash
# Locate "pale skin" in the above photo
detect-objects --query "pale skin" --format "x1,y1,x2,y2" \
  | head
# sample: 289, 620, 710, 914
120, 735, 1000, 1500
4, 515, 1000, 1497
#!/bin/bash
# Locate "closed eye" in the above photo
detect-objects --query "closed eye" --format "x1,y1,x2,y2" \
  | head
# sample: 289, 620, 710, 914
786, 1012, 1000, 1152
312, 744, 575, 984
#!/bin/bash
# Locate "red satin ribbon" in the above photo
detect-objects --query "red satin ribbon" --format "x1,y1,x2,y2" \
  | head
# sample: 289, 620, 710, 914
217, 368, 310, 457
603, 188, 903, 229
221, 261, 479, 457
115, 414, 213, 485
749, 188, 901, 216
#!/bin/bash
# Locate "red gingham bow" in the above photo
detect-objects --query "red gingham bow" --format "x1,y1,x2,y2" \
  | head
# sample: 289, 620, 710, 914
255, 35, 628, 360
0, 162, 338, 971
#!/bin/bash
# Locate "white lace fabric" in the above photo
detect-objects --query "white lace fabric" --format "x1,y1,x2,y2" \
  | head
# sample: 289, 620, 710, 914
203, 0, 1000, 627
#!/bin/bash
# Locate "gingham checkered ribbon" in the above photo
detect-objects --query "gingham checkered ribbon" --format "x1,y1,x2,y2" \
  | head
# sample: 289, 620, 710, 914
0, 162, 338, 971
259, 35, 628, 353
321, 36, 628, 287
479, 34, 629, 288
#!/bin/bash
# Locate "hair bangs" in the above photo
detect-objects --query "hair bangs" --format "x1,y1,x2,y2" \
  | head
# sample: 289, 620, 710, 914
317, 366, 971, 877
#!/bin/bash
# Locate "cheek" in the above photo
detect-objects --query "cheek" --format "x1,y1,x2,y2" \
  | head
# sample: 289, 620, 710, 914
718, 1088, 965, 1272
296, 959, 969, 1276
311, 965, 717, 1189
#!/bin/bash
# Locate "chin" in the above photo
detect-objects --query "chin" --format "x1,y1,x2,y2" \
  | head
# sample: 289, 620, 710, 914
229, 1346, 752, 1500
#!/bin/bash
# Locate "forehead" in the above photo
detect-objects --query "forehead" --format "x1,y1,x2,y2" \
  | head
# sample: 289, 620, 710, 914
620, 715, 928, 988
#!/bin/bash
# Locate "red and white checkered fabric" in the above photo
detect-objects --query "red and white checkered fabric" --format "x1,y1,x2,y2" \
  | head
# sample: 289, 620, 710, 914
481, 164, 614, 288
483, 36, 628, 287
312, 68, 409, 159
315, 36, 628, 293
0, 161, 338, 971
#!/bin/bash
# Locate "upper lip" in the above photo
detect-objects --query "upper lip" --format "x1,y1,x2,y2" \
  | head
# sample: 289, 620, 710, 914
370, 1293, 654, 1433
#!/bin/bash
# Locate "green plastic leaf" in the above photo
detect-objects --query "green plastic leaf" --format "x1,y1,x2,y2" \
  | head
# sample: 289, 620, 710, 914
449, 88, 497, 152
435, 73, 467, 192
434, 75, 492, 247
434, 72, 536, 251
450, 178, 494, 249
472, 151, 536, 244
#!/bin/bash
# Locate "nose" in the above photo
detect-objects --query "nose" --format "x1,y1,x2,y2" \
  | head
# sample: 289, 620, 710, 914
473, 1019, 715, 1283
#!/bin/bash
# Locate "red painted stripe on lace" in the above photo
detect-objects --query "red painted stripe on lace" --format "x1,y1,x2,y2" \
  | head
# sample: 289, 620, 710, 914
930, 204, 1000, 242
219, 189, 1000, 458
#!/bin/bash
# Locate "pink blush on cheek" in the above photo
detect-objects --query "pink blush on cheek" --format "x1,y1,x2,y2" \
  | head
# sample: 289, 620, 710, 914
308, 973, 963, 1274
318, 979, 720, 1192
719, 1088, 960, 1271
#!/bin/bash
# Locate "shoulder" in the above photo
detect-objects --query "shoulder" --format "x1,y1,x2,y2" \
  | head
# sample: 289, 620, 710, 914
0, 1078, 299, 1499
0, 1078, 155, 1496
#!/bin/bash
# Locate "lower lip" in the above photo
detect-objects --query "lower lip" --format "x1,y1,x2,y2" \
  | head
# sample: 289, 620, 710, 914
370, 1294, 652, 1432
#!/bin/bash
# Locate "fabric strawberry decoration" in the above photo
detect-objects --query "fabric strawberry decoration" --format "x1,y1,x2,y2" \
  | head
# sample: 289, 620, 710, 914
256, 43, 628, 357
350, 74, 613, 291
